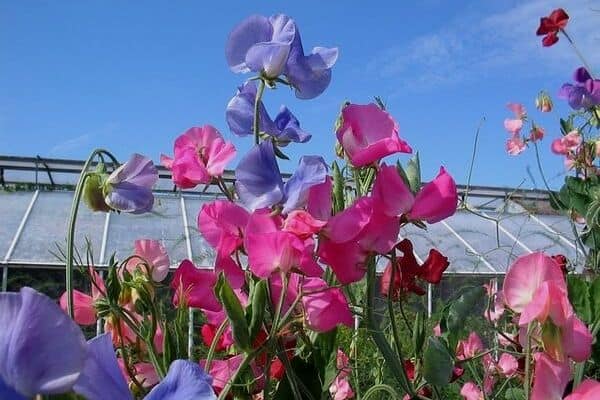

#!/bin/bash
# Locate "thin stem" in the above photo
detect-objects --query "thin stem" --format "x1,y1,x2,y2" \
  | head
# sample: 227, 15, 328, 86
65, 148, 118, 317
524, 323, 533, 400
561, 29, 596, 79
253, 79, 266, 145
464, 117, 486, 205
216, 350, 259, 400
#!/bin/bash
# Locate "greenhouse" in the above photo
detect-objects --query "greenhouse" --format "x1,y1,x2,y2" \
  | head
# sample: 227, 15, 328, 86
0, 155, 585, 315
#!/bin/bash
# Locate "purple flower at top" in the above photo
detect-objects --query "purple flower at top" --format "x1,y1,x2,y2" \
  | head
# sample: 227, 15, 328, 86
0, 287, 87, 399
104, 153, 158, 214
226, 81, 311, 144
226, 14, 338, 99
558, 67, 600, 110
235, 140, 328, 212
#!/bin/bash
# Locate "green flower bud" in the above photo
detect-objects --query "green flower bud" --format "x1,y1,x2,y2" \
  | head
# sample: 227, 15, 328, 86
83, 171, 111, 212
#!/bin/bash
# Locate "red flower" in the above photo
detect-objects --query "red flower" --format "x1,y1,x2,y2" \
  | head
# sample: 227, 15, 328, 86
536, 8, 569, 47
201, 324, 226, 352
380, 239, 450, 298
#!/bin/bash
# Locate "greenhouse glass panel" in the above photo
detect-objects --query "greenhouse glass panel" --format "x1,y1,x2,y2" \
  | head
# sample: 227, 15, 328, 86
182, 196, 217, 267
104, 194, 188, 265
0, 191, 34, 258
10, 191, 105, 263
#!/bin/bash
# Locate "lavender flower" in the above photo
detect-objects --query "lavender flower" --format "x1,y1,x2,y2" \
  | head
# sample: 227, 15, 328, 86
226, 14, 338, 99
558, 67, 600, 110
104, 153, 158, 214
0, 287, 87, 399
235, 140, 327, 212
226, 81, 311, 144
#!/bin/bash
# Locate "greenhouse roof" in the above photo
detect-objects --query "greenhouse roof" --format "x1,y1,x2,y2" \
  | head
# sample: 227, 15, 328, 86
0, 155, 587, 290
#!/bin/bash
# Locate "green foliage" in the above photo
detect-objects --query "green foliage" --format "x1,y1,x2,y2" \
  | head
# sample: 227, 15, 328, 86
216, 274, 251, 352
423, 337, 454, 386
568, 275, 592, 323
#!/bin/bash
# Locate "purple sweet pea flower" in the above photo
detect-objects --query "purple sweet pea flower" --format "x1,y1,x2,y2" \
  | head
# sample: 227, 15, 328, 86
0, 287, 87, 398
226, 81, 311, 144
104, 153, 158, 214
226, 14, 338, 99
558, 67, 600, 110
73, 334, 133, 400
145, 360, 215, 400
235, 140, 327, 212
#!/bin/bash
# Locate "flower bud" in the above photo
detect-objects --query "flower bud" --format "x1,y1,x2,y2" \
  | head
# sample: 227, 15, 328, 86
83, 172, 111, 212
529, 125, 545, 142
536, 91, 553, 112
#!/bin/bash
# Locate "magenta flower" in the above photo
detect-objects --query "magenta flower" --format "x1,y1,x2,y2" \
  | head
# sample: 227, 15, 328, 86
0, 287, 87, 398
198, 200, 250, 256
551, 130, 582, 155
301, 277, 353, 332
565, 380, 600, 400
226, 14, 338, 99
161, 126, 236, 189
226, 81, 311, 144
105, 153, 158, 214
558, 67, 600, 110
336, 103, 412, 167
171, 260, 221, 312
372, 164, 458, 224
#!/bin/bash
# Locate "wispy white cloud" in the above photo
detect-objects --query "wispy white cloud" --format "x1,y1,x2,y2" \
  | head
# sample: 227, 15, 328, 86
49, 122, 119, 156
366, 0, 600, 93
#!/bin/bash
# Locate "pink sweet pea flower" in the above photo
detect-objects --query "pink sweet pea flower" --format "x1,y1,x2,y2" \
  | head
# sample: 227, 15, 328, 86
530, 126, 545, 142
132, 362, 160, 388
171, 259, 221, 311
531, 352, 570, 400
161, 125, 236, 189
497, 354, 518, 377
506, 135, 526, 156
456, 332, 484, 360
371, 164, 415, 217
336, 103, 412, 167
59, 267, 105, 326
201, 355, 245, 394
302, 277, 353, 332
214, 252, 245, 289
504, 119, 523, 134
551, 131, 582, 155
329, 376, 354, 400
507, 102, 527, 119
460, 382, 483, 400
247, 229, 305, 278
336, 349, 352, 379
283, 210, 327, 239
126, 239, 170, 282
198, 200, 250, 256
483, 280, 505, 322
433, 324, 442, 337
565, 380, 600, 400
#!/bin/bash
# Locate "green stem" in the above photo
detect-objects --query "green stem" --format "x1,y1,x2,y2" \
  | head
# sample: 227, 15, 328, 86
524, 323, 533, 400
561, 29, 596, 79
216, 350, 259, 400
66, 148, 118, 317
366, 259, 415, 397
204, 319, 228, 371
253, 79, 266, 145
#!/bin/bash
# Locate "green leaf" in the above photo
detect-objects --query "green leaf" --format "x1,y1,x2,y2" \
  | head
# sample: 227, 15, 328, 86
405, 152, 421, 193
568, 275, 592, 323
273, 144, 290, 160
332, 161, 345, 213
248, 279, 267, 341
560, 118, 573, 135
105, 266, 121, 303
217, 275, 251, 352
423, 337, 454, 386
412, 311, 425, 358
590, 277, 600, 322
446, 286, 485, 333
504, 388, 526, 400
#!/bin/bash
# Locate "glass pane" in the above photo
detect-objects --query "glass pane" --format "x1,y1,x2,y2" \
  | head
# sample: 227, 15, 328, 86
105, 194, 188, 266
11, 191, 105, 263
0, 191, 35, 258
444, 212, 526, 272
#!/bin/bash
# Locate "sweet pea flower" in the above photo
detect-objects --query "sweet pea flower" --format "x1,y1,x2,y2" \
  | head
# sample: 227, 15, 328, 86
536, 8, 569, 47
201, 355, 245, 394
307, 175, 332, 221
497, 354, 518, 377
105, 153, 158, 214
171, 260, 221, 311
506, 135, 526, 156
0, 287, 87, 399
198, 200, 250, 256
536, 91, 553, 112
380, 239, 449, 298
283, 210, 327, 238
161, 126, 236, 189
60, 267, 105, 326
329, 376, 355, 400
226, 14, 338, 99
460, 382, 483, 400
558, 67, 600, 110
529, 126, 545, 142
126, 239, 170, 282
531, 352, 570, 400
235, 140, 327, 212
551, 130, 582, 155
226, 81, 311, 144
336, 103, 412, 167
372, 164, 458, 224
565, 380, 600, 400
145, 360, 216, 400
301, 277, 353, 332
456, 332, 484, 360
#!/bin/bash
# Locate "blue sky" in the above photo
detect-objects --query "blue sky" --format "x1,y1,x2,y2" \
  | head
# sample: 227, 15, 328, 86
1, 0, 599, 189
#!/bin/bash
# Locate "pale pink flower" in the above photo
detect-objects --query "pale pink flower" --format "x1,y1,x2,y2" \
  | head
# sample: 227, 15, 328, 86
531, 352, 570, 400
126, 239, 170, 282
504, 119, 524, 134
551, 130, 582, 155
302, 277, 353, 332
507, 102, 527, 119
59, 267, 105, 326
456, 332, 484, 360
497, 354, 518, 377
506, 135, 526, 156
329, 376, 354, 400
460, 382, 483, 400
